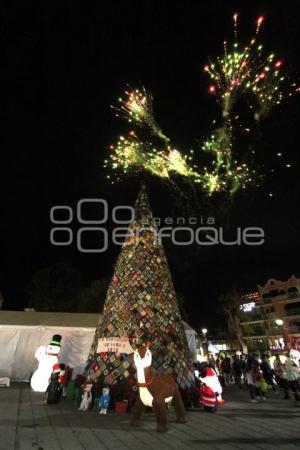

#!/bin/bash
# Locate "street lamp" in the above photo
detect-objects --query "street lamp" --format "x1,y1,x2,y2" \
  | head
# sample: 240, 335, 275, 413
201, 328, 208, 359
275, 319, 285, 349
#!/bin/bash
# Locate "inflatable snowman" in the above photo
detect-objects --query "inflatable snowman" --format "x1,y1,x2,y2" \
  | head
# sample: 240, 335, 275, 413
30, 335, 62, 392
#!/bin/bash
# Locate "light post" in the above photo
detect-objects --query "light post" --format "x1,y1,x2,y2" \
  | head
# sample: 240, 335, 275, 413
275, 319, 285, 350
202, 328, 208, 359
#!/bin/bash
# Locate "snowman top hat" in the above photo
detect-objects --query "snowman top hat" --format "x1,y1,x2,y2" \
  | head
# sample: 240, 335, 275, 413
47, 334, 62, 355
50, 335, 62, 347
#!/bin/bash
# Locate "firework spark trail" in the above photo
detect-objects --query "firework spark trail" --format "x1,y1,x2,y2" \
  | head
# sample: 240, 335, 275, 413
233, 13, 238, 40
256, 16, 264, 35
112, 87, 170, 143
201, 124, 254, 195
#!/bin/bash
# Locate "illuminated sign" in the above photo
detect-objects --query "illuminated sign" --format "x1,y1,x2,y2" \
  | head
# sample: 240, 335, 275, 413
239, 302, 255, 312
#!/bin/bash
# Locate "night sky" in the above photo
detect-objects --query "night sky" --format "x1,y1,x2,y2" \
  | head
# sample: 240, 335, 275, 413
1, 0, 300, 331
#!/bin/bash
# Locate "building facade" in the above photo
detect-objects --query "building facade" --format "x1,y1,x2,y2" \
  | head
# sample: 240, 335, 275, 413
239, 275, 300, 351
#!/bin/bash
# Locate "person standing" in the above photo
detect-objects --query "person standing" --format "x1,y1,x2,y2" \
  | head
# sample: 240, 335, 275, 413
285, 355, 300, 404
233, 355, 243, 388
260, 354, 278, 392
246, 367, 258, 403
221, 356, 231, 386
273, 354, 289, 398
252, 363, 265, 400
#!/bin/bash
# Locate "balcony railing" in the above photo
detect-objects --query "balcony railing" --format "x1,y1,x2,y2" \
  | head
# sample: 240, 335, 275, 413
291, 327, 300, 333
240, 312, 276, 323
261, 297, 272, 305
244, 329, 266, 337
285, 308, 300, 316
260, 292, 300, 304
240, 314, 263, 322
267, 328, 283, 336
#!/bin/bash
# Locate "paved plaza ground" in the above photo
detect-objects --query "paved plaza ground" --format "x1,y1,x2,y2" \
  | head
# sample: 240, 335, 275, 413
0, 383, 300, 450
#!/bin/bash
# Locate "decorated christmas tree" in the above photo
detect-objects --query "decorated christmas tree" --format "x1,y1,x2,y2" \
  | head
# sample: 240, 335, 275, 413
85, 185, 194, 389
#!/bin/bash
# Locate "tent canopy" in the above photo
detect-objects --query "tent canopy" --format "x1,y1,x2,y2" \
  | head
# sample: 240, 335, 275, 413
0, 311, 197, 381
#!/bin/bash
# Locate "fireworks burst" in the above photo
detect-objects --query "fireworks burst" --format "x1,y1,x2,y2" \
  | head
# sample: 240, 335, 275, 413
112, 87, 169, 142
201, 126, 256, 195
104, 133, 200, 182
204, 13, 298, 121
105, 14, 298, 196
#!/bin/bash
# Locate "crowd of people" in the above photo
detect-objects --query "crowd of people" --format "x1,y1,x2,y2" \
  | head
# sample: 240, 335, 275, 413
208, 352, 300, 405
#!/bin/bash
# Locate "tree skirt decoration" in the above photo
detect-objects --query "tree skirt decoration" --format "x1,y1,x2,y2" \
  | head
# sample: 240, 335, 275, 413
85, 185, 194, 390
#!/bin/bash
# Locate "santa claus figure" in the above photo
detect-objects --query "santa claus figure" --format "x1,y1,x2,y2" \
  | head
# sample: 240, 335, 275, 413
30, 335, 62, 392
200, 366, 223, 412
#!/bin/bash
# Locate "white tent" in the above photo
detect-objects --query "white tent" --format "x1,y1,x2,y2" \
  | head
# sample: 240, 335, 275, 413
0, 311, 197, 381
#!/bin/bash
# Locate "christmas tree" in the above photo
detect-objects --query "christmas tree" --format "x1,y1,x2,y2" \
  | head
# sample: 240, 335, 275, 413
85, 185, 194, 390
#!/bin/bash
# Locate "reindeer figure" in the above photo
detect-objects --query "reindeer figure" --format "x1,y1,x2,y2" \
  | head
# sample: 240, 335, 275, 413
131, 346, 187, 432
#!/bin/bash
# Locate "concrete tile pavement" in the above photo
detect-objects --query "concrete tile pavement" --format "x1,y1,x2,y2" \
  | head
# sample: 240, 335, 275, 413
0, 384, 300, 450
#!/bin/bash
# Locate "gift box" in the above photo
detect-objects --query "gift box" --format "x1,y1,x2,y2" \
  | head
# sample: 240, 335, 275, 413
115, 401, 128, 415
66, 381, 75, 400
93, 397, 100, 412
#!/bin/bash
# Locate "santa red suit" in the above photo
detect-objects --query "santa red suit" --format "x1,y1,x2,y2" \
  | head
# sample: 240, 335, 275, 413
200, 367, 224, 411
